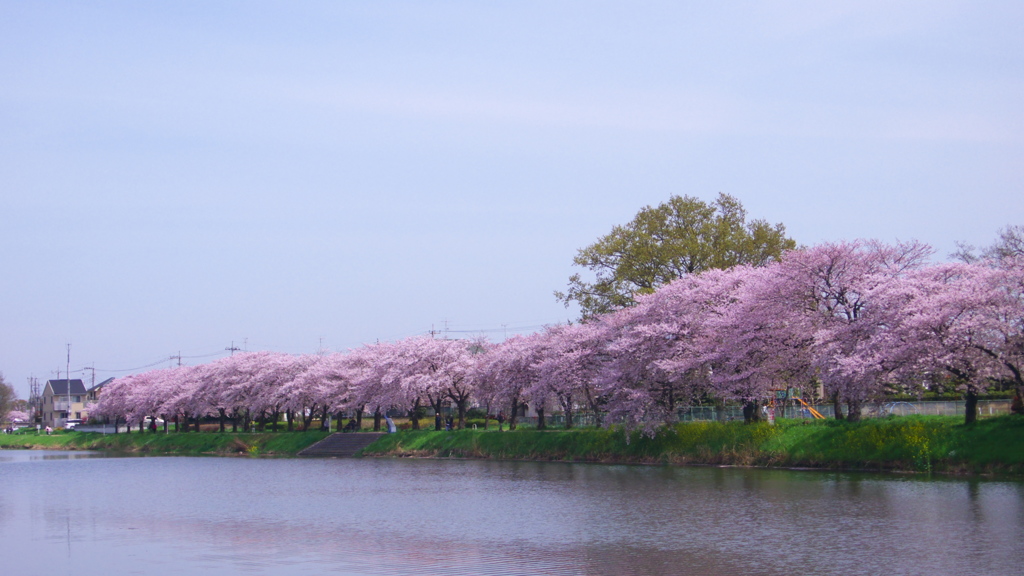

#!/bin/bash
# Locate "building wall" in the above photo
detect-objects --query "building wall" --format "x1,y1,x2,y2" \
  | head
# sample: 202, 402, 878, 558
41, 389, 86, 428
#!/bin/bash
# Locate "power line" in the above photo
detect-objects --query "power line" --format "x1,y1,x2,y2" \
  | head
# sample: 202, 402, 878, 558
182, 350, 227, 360
53, 321, 563, 377
91, 349, 228, 374
440, 323, 551, 334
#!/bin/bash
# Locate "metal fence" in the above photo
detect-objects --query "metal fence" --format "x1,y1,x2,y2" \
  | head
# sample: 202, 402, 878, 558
74, 424, 122, 434
871, 400, 1011, 418
531, 413, 601, 428
516, 400, 1013, 427
680, 400, 1013, 421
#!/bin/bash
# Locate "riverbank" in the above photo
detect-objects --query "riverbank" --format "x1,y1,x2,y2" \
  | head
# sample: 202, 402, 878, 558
3, 415, 1021, 475
0, 429, 332, 456
363, 415, 1024, 476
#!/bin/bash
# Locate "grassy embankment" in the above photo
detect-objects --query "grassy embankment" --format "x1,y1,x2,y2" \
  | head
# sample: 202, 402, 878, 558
0, 429, 332, 456
2, 415, 1021, 475
363, 415, 1024, 476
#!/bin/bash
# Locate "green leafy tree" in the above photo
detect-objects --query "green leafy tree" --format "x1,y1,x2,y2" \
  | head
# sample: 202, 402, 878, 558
556, 193, 796, 317
0, 373, 16, 424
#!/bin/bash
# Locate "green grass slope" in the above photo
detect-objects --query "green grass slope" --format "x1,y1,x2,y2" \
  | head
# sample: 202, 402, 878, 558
3, 416, 1020, 475
363, 415, 1024, 475
0, 430, 333, 456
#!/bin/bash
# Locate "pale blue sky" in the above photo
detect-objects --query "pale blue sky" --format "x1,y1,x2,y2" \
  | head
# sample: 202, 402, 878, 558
2, 1, 1022, 397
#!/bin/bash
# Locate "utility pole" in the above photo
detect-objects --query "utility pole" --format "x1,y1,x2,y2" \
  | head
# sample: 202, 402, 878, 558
169, 352, 182, 367
28, 377, 40, 423
65, 343, 71, 427
226, 341, 241, 356
82, 365, 96, 389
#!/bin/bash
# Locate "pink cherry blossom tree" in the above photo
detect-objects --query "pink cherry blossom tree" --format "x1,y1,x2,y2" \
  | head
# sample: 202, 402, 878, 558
474, 334, 543, 430
770, 240, 931, 421
691, 266, 814, 422
535, 322, 613, 428
874, 261, 1024, 423
600, 272, 718, 429
345, 341, 412, 431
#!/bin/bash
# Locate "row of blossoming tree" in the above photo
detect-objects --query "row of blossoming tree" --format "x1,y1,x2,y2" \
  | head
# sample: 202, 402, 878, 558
94, 240, 1023, 432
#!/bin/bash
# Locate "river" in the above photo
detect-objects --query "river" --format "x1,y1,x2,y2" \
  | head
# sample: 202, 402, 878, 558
0, 450, 1021, 575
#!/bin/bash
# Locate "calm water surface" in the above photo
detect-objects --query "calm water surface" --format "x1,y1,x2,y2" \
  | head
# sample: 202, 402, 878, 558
0, 450, 1021, 575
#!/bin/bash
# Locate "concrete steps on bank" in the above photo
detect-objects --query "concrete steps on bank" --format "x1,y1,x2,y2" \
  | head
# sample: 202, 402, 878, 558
298, 433, 385, 457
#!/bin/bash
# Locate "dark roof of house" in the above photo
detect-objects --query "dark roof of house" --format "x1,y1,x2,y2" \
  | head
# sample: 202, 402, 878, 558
46, 379, 87, 395
88, 377, 114, 393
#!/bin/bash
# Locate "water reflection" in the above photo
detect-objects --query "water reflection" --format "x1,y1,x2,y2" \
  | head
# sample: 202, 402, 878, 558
0, 450, 107, 464
0, 451, 1021, 575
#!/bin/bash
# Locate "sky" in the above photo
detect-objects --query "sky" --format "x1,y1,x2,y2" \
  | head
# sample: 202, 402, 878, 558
2, 1, 1022, 398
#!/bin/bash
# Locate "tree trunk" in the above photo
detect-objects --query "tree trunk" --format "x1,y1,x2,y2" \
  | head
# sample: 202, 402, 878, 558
320, 406, 330, 431
432, 399, 443, 431
302, 405, 316, 431
560, 394, 573, 429
456, 400, 468, 430
194, 414, 201, 432
113, 416, 119, 434
218, 409, 226, 433
181, 412, 190, 433
742, 400, 761, 424
537, 406, 546, 430
1011, 387, 1024, 416
846, 398, 862, 423
271, 409, 280, 433
373, 408, 382, 432
356, 406, 364, 429
832, 392, 845, 421
410, 399, 421, 430
286, 409, 293, 432
964, 385, 979, 425
508, 399, 520, 431
231, 409, 238, 433
161, 415, 168, 433
663, 385, 677, 426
